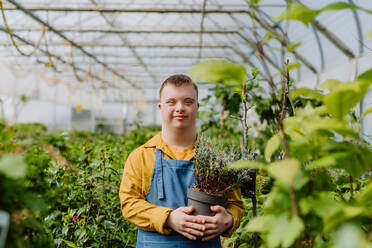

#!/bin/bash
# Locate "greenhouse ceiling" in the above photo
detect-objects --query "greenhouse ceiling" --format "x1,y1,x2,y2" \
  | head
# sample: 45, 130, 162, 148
1, 0, 372, 106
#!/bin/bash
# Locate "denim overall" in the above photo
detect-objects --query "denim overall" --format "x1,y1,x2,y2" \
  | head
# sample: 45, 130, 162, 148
136, 149, 222, 248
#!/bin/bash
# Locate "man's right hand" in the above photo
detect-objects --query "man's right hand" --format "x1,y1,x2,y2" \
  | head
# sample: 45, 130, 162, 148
165, 206, 206, 240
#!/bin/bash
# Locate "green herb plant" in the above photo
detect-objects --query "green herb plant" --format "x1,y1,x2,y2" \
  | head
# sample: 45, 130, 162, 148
192, 135, 251, 195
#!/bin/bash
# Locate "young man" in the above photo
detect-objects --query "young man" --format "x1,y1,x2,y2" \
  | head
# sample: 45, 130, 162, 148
119, 74, 244, 247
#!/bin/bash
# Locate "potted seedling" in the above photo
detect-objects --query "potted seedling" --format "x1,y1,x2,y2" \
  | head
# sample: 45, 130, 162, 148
187, 135, 248, 216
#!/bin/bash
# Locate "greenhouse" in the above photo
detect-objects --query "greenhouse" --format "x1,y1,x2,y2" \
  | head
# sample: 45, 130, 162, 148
0, 0, 372, 247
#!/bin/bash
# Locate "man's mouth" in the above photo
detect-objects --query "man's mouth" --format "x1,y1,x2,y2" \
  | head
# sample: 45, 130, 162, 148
174, 115, 186, 119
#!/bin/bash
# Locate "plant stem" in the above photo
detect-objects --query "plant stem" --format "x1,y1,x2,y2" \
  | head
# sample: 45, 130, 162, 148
290, 183, 299, 216
349, 175, 354, 199
279, 61, 290, 158
280, 59, 300, 217
242, 86, 249, 155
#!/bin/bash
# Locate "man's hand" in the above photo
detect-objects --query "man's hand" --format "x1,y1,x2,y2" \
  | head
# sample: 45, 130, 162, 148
201, 205, 233, 241
165, 206, 206, 240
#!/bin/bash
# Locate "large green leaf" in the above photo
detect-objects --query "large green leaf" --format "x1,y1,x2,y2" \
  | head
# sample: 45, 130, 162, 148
314, 105, 328, 115
290, 88, 324, 101
283, 117, 304, 140
299, 192, 342, 217
322, 79, 371, 120
320, 2, 358, 12
358, 68, 372, 81
274, 2, 367, 26
362, 107, 372, 118
190, 60, 247, 88
0, 154, 26, 179
246, 215, 273, 232
274, 2, 318, 26
331, 145, 372, 178
265, 131, 283, 162
356, 79, 372, 98
293, 170, 309, 190
305, 118, 358, 138
229, 160, 267, 170
357, 184, 372, 206
318, 79, 342, 91
323, 82, 360, 120
246, 214, 305, 248
268, 159, 300, 185
305, 155, 337, 170
266, 214, 304, 248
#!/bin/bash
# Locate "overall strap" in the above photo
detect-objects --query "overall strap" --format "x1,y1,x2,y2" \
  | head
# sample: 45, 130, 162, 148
154, 149, 165, 200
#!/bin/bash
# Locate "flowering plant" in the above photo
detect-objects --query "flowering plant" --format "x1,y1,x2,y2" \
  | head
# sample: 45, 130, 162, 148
191, 135, 252, 195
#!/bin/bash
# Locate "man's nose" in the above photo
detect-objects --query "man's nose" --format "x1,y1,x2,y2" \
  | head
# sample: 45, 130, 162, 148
175, 102, 184, 112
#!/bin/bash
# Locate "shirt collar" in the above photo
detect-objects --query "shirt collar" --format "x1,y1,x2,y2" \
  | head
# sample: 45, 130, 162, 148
144, 132, 195, 160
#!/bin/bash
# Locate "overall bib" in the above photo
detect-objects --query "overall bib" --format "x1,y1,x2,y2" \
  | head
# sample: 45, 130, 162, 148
136, 149, 222, 248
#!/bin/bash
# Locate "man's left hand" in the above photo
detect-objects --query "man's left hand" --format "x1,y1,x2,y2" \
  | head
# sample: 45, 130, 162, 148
200, 205, 233, 241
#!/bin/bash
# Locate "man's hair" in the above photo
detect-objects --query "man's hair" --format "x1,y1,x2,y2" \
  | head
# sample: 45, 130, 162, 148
159, 74, 198, 98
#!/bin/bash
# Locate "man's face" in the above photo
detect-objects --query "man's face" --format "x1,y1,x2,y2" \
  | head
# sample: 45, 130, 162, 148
158, 84, 199, 130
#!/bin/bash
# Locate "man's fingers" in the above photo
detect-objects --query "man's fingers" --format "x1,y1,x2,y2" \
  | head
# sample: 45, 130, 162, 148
179, 206, 194, 214
184, 215, 205, 224
179, 231, 197, 241
202, 216, 217, 224
204, 223, 217, 230
204, 228, 218, 235
184, 222, 205, 232
183, 227, 204, 237
202, 233, 218, 241
210, 205, 224, 212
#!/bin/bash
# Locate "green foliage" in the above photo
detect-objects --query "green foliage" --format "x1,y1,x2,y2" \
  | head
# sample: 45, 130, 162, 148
191, 60, 247, 88
192, 57, 372, 247
362, 107, 372, 118
193, 135, 251, 195
268, 159, 300, 185
0, 154, 26, 179
0, 123, 160, 247
274, 2, 372, 26
274, 2, 318, 26
264, 131, 282, 162
286, 42, 302, 52
197, 84, 243, 147
233, 77, 372, 247
324, 80, 371, 120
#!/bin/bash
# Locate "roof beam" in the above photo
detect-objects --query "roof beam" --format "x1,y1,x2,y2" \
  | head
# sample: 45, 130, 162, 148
0, 42, 237, 49
4, 26, 316, 73
6, 0, 140, 90
2, 6, 266, 14
0, 37, 253, 69
0, 26, 122, 89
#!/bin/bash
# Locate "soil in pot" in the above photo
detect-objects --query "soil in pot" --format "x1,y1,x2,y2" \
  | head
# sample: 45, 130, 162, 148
187, 188, 227, 216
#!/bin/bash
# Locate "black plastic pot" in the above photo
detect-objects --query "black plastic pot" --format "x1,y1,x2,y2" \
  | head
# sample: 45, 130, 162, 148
187, 188, 227, 216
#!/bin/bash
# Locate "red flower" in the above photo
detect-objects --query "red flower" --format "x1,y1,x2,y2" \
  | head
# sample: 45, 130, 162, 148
72, 216, 78, 221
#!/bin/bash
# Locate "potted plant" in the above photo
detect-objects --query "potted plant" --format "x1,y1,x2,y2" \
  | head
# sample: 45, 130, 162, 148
187, 135, 249, 216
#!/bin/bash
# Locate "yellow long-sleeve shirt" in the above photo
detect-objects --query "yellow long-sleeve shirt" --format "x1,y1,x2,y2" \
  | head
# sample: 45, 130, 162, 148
119, 133, 245, 237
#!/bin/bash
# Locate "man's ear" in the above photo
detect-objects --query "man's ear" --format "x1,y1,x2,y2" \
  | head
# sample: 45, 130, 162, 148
197, 102, 200, 109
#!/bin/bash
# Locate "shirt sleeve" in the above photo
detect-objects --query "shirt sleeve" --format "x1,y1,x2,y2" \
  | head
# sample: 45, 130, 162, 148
221, 188, 245, 237
119, 149, 173, 234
